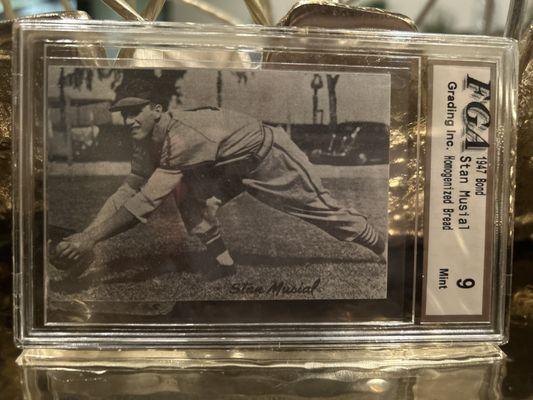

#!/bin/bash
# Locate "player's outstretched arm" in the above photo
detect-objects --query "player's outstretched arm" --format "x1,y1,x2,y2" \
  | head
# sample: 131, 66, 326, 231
86, 174, 146, 229
56, 168, 183, 260
84, 206, 139, 245
56, 207, 139, 261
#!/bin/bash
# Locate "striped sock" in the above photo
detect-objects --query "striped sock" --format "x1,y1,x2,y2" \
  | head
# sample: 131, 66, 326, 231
353, 223, 385, 255
205, 236, 229, 260
200, 226, 223, 256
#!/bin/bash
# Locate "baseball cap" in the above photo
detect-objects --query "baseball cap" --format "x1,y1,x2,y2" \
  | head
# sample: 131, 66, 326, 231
109, 76, 159, 112
109, 96, 150, 112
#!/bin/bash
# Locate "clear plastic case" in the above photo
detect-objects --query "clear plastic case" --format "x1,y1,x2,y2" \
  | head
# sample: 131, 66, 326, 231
12, 19, 517, 347
18, 345, 505, 399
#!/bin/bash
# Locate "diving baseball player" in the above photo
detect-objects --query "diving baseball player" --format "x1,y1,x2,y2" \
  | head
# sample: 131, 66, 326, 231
56, 80, 386, 280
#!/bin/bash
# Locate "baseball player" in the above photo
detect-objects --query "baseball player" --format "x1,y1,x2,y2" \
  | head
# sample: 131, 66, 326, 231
56, 79, 386, 280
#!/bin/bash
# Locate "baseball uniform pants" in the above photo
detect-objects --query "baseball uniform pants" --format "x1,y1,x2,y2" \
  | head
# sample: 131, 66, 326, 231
177, 126, 372, 246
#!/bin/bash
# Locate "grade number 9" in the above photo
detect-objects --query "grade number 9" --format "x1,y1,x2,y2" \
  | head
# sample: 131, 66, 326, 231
457, 278, 476, 289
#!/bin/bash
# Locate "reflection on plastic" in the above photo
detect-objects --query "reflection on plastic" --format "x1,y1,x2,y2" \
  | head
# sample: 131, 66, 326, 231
19, 346, 504, 399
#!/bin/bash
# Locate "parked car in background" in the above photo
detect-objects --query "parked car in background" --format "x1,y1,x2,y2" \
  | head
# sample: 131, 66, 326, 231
287, 121, 389, 165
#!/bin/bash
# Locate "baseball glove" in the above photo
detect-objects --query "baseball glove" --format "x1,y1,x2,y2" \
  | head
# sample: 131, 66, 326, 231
47, 225, 94, 276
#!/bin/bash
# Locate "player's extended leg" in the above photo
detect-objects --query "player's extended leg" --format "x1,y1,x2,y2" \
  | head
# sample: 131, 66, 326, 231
174, 172, 238, 279
243, 126, 386, 259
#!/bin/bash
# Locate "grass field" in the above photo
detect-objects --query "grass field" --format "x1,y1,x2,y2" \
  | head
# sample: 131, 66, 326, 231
46, 165, 388, 318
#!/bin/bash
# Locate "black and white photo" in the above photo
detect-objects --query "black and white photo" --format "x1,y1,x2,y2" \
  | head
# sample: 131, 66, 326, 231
45, 66, 391, 323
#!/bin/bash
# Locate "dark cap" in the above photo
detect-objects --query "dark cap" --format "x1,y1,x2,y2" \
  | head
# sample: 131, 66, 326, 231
109, 97, 150, 112
110, 75, 160, 112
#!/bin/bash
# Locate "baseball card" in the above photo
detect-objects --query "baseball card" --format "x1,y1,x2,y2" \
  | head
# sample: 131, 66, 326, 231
44, 66, 396, 325
13, 20, 516, 346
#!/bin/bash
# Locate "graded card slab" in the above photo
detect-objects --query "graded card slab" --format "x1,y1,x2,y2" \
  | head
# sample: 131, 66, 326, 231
12, 20, 517, 347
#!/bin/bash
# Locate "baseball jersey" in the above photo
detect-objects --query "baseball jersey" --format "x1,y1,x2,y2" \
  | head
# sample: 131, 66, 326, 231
126, 113, 168, 190
160, 107, 265, 169
124, 107, 267, 222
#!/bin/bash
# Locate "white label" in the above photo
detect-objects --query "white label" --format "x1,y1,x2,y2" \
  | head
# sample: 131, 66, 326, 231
425, 64, 492, 318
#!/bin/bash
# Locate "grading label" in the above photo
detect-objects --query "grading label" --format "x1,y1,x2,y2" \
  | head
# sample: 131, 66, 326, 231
423, 63, 494, 321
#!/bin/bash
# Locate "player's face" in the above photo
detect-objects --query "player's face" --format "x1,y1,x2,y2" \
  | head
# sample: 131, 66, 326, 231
123, 104, 162, 140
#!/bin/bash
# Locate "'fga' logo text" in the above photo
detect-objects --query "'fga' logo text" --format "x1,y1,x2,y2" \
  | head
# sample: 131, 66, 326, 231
463, 75, 491, 151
